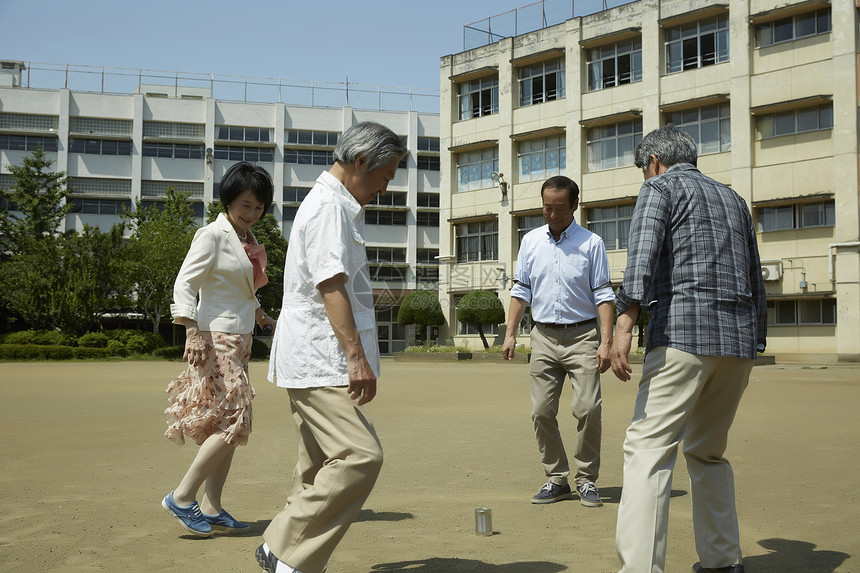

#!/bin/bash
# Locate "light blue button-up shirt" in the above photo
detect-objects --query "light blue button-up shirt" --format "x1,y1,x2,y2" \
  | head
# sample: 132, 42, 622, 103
510, 219, 614, 324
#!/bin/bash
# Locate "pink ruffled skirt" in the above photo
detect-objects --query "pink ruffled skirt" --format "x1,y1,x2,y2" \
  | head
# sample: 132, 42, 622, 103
164, 332, 255, 446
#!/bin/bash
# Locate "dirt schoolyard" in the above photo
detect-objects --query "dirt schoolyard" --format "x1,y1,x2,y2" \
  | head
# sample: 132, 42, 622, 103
0, 359, 857, 572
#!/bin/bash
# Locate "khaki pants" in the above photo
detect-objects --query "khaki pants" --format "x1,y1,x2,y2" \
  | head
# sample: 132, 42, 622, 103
616, 347, 752, 573
529, 323, 602, 487
264, 386, 383, 573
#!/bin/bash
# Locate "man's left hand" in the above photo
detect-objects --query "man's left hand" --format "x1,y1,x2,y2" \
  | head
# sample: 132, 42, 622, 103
347, 357, 377, 406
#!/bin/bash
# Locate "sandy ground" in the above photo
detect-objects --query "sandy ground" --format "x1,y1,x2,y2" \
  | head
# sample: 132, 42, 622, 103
0, 358, 857, 573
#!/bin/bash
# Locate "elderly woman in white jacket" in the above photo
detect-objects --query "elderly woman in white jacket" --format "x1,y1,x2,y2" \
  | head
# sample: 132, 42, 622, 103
161, 162, 277, 537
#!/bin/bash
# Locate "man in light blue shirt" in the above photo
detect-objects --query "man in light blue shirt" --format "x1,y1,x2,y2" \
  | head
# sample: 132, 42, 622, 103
502, 175, 615, 507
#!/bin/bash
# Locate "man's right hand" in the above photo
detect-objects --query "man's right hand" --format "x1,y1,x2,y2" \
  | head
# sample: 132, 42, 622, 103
502, 334, 517, 360
609, 332, 633, 382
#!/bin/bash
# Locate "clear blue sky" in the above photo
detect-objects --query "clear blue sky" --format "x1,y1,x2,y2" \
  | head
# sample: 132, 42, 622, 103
0, 0, 527, 92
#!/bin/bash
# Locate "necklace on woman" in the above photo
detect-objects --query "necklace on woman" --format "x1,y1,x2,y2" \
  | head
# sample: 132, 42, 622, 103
238, 230, 248, 241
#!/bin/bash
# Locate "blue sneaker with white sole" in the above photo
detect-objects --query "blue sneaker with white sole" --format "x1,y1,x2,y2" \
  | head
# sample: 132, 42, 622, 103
202, 508, 249, 530
162, 491, 212, 536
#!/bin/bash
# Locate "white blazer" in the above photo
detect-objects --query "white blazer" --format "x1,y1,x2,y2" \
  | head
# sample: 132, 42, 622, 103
170, 213, 260, 334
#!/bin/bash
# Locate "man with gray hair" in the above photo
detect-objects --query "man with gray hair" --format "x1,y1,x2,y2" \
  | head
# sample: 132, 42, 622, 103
610, 124, 766, 573
256, 121, 408, 573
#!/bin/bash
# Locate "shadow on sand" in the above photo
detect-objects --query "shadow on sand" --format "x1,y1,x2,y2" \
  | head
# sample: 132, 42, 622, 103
371, 557, 566, 572
742, 538, 851, 573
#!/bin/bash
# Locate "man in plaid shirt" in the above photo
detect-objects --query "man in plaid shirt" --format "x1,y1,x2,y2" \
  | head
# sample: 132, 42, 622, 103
610, 125, 767, 573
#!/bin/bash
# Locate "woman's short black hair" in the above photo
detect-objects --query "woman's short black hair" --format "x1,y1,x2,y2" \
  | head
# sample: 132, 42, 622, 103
219, 162, 274, 214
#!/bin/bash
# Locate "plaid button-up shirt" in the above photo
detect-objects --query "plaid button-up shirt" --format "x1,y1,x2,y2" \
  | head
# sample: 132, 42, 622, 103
615, 163, 767, 359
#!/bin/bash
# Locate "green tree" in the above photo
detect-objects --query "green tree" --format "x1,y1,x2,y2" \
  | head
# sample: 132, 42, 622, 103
0, 148, 73, 331
0, 147, 72, 254
397, 289, 445, 343
457, 290, 505, 349
206, 202, 287, 320
122, 188, 198, 334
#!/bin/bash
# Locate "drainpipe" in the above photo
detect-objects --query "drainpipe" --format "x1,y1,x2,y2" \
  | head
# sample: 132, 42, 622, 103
828, 241, 860, 282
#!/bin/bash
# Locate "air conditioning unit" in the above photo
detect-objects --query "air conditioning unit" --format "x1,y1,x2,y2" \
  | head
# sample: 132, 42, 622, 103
761, 260, 783, 282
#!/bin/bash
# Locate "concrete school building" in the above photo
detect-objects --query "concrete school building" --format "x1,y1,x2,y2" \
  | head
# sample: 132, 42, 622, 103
438, 0, 860, 362
0, 62, 441, 354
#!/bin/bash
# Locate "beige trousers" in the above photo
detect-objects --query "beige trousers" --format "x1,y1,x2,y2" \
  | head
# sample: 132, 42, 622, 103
264, 386, 383, 573
616, 346, 752, 573
529, 323, 602, 487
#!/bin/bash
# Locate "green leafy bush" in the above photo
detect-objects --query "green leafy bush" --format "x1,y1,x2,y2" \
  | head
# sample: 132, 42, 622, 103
72, 347, 112, 359
153, 345, 184, 360
4, 330, 77, 346
78, 332, 109, 348
403, 345, 471, 353
106, 340, 127, 357
125, 333, 162, 354
0, 344, 74, 360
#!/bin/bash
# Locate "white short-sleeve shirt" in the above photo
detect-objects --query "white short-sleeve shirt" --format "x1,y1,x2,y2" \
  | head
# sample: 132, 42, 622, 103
267, 171, 379, 388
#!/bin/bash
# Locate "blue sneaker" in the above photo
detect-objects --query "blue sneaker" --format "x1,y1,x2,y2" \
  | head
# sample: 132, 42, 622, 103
531, 482, 573, 504
162, 491, 212, 536
202, 508, 249, 530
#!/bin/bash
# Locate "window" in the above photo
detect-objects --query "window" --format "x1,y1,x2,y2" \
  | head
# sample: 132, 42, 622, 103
283, 148, 334, 165
417, 156, 440, 171
767, 299, 836, 325
517, 214, 545, 246
0, 134, 59, 152
756, 104, 833, 139
587, 38, 642, 91
417, 192, 439, 208
286, 130, 339, 146
416, 266, 440, 285
370, 265, 407, 282
366, 247, 407, 263
667, 103, 731, 155
458, 77, 499, 120
756, 9, 831, 47
214, 145, 274, 162
518, 134, 566, 182
666, 14, 729, 73
283, 206, 299, 221
586, 119, 642, 172
366, 210, 407, 226
417, 137, 440, 152
217, 125, 271, 142
417, 248, 440, 263
69, 117, 132, 137
141, 180, 204, 199
283, 187, 311, 203
142, 200, 205, 219
141, 142, 203, 159
143, 121, 204, 140
519, 58, 565, 106
68, 198, 131, 215
757, 201, 835, 232
68, 177, 132, 197
369, 191, 407, 207
0, 112, 58, 132
588, 204, 634, 250
456, 219, 498, 262
417, 212, 439, 227
456, 148, 499, 192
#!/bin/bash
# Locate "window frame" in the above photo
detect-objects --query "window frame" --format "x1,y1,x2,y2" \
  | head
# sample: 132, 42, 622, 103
456, 219, 499, 263
456, 147, 499, 192
586, 119, 643, 172
666, 102, 731, 155
517, 134, 566, 183
587, 203, 635, 251
587, 37, 643, 91
756, 103, 833, 140
457, 76, 499, 120
757, 200, 835, 232
755, 8, 832, 47
518, 57, 566, 107
665, 14, 730, 73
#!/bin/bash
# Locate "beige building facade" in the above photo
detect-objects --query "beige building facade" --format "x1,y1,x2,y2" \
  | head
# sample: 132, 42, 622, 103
439, 0, 860, 362
0, 67, 440, 353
